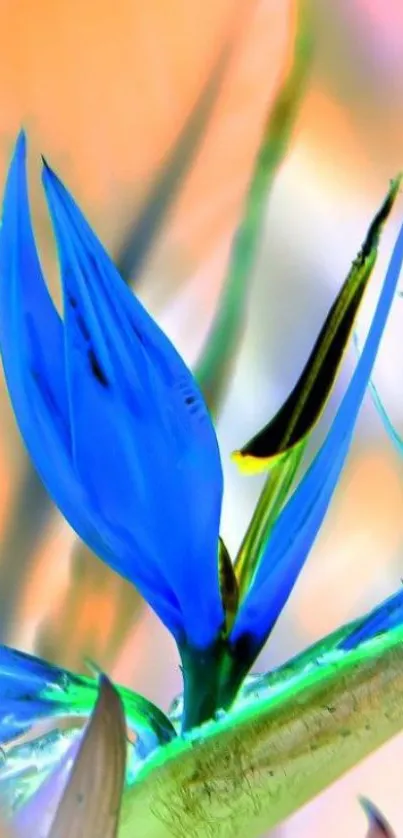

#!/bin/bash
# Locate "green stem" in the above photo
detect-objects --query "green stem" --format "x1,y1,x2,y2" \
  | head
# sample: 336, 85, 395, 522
234, 441, 306, 598
179, 641, 251, 732
179, 641, 227, 732
120, 627, 403, 838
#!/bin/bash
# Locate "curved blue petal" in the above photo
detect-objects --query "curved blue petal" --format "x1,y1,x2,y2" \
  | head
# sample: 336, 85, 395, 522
41, 159, 224, 648
339, 587, 403, 651
0, 134, 67, 441
0, 645, 81, 743
0, 644, 174, 746
0, 135, 140, 581
231, 222, 403, 654
0, 133, 97, 544
0, 135, 206, 643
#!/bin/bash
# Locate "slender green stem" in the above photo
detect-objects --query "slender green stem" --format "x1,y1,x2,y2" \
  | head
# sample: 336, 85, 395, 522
179, 640, 254, 732
179, 641, 228, 733
234, 441, 306, 598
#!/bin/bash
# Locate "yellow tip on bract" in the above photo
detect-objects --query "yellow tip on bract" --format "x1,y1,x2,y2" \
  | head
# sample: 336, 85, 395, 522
231, 450, 278, 475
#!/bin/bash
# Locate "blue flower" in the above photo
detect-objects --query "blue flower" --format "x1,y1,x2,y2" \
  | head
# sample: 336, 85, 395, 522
0, 133, 224, 651
1, 132, 403, 729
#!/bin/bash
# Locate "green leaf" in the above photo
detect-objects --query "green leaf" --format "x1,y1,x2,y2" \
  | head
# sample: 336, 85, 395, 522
234, 441, 305, 596
233, 174, 402, 597
119, 624, 403, 838
195, 6, 313, 415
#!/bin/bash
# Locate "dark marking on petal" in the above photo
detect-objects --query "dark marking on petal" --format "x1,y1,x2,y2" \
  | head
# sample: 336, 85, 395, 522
66, 293, 92, 342
88, 349, 109, 387
175, 376, 207, 420
65, 291, 109, 387
77, 314, 90, 342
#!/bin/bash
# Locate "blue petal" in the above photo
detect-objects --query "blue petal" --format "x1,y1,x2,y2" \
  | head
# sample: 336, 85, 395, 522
0, 135, 183, 638
41, 160, 224, 648
0, 133, 97, 542
0, 645, 76, 743
0, 135, 67, 440
231, 222, 403, 653
339, 587, 403, 651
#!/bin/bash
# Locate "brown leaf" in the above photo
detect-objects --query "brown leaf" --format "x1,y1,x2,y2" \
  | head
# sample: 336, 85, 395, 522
48, 676, 127, 838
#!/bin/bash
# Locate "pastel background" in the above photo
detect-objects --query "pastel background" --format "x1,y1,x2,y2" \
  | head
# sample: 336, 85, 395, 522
0, 0, 402, 834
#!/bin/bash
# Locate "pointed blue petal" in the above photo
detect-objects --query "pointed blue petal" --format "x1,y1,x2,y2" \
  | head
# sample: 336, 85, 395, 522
0, 134, 97, 543
0, 136, 183, 638
231, 222, 403, 654
339, 587, 403, 651
0, 645, 75, 743
0, 134, 68, 444
41, 161, 224, 648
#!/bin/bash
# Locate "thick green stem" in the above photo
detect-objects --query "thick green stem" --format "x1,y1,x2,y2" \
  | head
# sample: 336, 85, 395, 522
179, 641, 227, 732
120, 627, 403, 838
179, 641, 248, 732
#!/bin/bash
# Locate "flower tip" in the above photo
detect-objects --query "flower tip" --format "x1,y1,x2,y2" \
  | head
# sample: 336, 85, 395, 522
359, 796, 393, 835
13, 129, 27, 157
40, 156, 70, 216
40, 154, 55, 186
6, 131, 28, 181
359, 795, 377, 819
391, 172, 403, 195
231, 449, 273, 475
1, 130, 29, 229
98, 671, 111, 689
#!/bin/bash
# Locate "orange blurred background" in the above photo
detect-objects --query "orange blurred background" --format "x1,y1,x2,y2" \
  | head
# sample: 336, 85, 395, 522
0, 0, 403, 835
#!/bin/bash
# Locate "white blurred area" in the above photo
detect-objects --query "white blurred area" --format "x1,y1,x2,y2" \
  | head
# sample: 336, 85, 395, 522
0, 0, 403, 835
